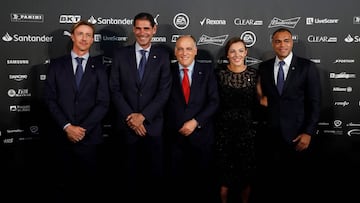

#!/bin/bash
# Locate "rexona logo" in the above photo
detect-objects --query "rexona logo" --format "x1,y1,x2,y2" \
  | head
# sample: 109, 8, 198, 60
200, 18, 226, 26
197, 34, 228, 46
268, 17, 300, 28
2, 32, 53, 42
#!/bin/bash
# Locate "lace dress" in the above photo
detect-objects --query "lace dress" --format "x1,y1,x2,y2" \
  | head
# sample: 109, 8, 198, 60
215, 66, 258, 187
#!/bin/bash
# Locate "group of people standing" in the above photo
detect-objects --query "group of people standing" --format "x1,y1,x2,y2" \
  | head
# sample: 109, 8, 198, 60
44, 12, 321, 203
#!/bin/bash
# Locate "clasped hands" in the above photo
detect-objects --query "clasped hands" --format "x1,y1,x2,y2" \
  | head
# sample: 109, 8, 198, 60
65, 124, 86, 143
126, 113, 147, 136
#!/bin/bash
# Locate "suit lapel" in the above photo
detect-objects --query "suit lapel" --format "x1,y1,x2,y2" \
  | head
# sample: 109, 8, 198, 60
283, 56, 297, 94
189, 62, 204, 103
172, 63, 186, 103
63, 55, 78, 92
140, 46, 158, 85
77, 57, 96, 91
267, 59, 278, 94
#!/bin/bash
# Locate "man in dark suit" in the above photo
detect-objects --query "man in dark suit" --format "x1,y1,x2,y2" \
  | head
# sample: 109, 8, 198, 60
109, 12, 172, 202
257, 28, 321, 203
164, 35, 219, 203
44, 20, 110, 202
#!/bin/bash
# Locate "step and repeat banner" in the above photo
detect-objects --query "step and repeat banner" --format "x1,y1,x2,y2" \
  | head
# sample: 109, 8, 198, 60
1, 0, 359, 173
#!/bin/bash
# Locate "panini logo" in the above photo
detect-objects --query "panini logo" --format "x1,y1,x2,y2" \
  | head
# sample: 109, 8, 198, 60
7, 59, 29, 65
197, 34, 228, 46
268, 17, 300, 28
9, 74, 28, 82
11, 13, 44, 23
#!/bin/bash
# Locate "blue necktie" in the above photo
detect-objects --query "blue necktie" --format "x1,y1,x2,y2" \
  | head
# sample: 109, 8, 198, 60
138, 50, 147, 80
277, 60, 285, 94
75, 57, 84, 88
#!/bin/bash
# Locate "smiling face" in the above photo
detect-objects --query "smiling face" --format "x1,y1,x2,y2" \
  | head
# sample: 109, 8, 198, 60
175, 35, 198, 67
272, 30, 293, 60
71, 24, 94, 55
133, 19, 157, 49
227, 41, 247, 67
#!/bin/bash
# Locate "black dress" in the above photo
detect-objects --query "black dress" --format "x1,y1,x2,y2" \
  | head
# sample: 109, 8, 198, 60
215, 66, 258, 188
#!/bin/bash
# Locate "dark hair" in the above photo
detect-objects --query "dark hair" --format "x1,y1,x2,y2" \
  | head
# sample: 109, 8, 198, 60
224, 36, 247, 55
71, 20, 95, 35
271, 28, 292, 39
133, 12, 156, 27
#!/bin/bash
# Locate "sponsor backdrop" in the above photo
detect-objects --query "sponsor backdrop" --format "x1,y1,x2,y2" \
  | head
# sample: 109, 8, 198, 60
0, 0, 359, 197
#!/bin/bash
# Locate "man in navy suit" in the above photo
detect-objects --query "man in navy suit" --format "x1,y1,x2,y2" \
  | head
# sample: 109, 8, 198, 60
164, 35, 219, 203
44, 20, 110, 201
109, 12, 172, 202
257, 28, 321, 202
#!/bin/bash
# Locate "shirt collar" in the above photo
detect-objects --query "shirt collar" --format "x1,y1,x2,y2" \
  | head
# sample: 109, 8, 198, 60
179, 60, 195, 72
135, 42, 151, 53
276, 51, 293, 66
71, 51, 89, 61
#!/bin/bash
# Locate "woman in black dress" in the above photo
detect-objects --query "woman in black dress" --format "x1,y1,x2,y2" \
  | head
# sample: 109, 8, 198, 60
215, 37, 259, 203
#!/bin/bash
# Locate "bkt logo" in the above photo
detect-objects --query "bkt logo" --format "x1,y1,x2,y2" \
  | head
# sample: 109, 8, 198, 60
59, 15, 81, 24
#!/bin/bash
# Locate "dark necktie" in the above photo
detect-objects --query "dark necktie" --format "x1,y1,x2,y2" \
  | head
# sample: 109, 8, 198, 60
182, 68, 190, 104
277, 60, 285, 94
138, 50, 147, 80
75, 57, 84, 88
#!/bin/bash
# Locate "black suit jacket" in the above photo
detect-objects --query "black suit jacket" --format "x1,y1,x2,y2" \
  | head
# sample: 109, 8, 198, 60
258, 54, 321, 143
44, 54, 110, 144
165, 61, 219, 147
109, 44, 172, 143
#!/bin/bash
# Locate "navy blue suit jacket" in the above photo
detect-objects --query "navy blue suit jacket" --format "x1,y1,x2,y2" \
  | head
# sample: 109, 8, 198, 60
109, 44, 172, 142
258, 55, 321, 143
165, 61, 219, 147
45, 55, 110, 144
